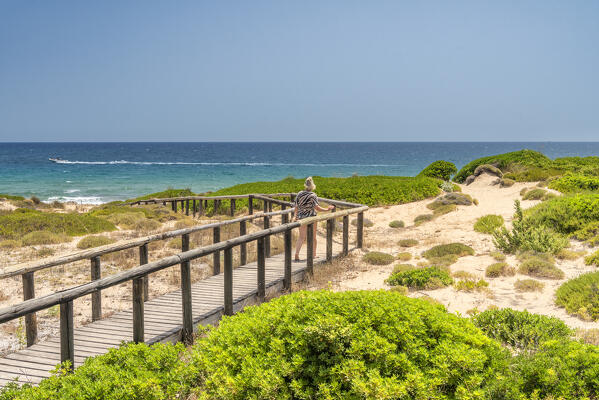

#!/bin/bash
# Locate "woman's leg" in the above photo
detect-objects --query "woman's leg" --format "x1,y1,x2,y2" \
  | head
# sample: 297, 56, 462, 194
295, 225, 307, 260
312, 223, 318, 255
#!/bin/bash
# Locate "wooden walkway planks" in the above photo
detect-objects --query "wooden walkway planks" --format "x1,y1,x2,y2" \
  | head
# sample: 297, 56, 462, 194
0, 244, 340, 387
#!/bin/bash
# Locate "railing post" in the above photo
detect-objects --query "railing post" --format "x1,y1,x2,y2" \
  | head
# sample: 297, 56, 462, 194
357, 212, 364, 249
171, 201, 176, 212
343, 215, 349, 255
230, 199, 236, 216
240, 220, 247, 266
248, 195, 253, 215
60, 300, 74, 370
90, 256, 102, 321
132, 277, 145, 343
22, 272, 37, 347
192, 199, 197, 217
180, 233, 193, 344
284, 228, 292, 290
162, 201, 166, 206
224, 247, 233, 316
307, 223, 314, 275
263, 215, 271, 258
326, 218, 334, 262
139, 243, 149, 301
281, 204, 287, 224
185, 200, 190, 216
257, 237, 265, 301
263, 199, 268, 214
213, 226, 221, 274
198, 198, 204, 216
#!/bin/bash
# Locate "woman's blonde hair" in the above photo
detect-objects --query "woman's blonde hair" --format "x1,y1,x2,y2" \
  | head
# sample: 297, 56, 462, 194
304, 176, 316, 191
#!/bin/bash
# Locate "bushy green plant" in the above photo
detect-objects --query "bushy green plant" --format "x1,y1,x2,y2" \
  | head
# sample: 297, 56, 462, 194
427, 192, 474, 208
485, 262, 515, 278
77, 235, 116, 249
473, 214, 504, 234
422, 243, 474, 259
454, 150, 552, 183
518, 256, 564, 279
0, 193, 25, 201
129, 188, 196, 202
21, 231, 71, 246
0, 240, 20, 249
522, 188, 547, 200
493, 200, 568, 254
418, 160, 457, 181
386, 266, 453, 289
556, 248, 585, 260
452, 270, 476, 279
556, 271, 599, 321
391, 263, 415, 274
396, 251, 411, 261
413, 213, 434, 225
398, 238, 418, 247
514, 278, 545, 292
525, 193, 599, 235
454, 278, 489, 292
425, 254, 459, 268
570, 220, 599, 245
474, 164, 503, 177
549, 174, 599, 193
472, 308, 571, 350
362, 251, 394, 265
584, 249, 599, 267
431, 203, 456, 216
388, 220, 404, 228
490, 251, 506, 261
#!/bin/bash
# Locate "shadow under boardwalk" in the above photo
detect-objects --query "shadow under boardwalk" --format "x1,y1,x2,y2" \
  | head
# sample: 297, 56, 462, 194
0, 245, 340, 387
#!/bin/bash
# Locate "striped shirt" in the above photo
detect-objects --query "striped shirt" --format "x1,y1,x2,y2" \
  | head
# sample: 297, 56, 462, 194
295, 190, 319, 219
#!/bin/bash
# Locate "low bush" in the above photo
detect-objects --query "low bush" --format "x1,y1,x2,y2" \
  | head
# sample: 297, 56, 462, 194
518, 256, 565, 279
485, 262, 515, 278
570, 220, 599, 245
525, 193, 599, 235
398, 238, 418, 247
431, 203, 456, 216
514, 278, 545, 292
418, 160, 457, 181
549, 174, 599, 193
133, 218, 162, 233
21, 231, 71, 246
472, 308, 571, 350
584, 249, 599, 267
388, 220, 404, 228
129, 188, 196, 202
0, 240, 20, 249
499, 178, 515, 187
522, 188, 547, 200
175, 219, 197, 229
425, 254, 459, 268
391, 263, 415, 274
386, 266, 453, 289
474, 164, 503, 177
454, 278, 489, 292
103, 211, 146, 228
0, 193, 24, 201
490, 251, 506, 261
556, 248, 586, 260
389, 285, 408, 295
422, 242, 474, 259
556, 271, 599, 321
427, 192, 473, 208
396, 251, 411, 261
414, 214, 434, 225
473, 214, 504, 234
362, 251, 394, 265
77, 235, 116, 249
452, 270, 476, 280
35, 247, 55, 257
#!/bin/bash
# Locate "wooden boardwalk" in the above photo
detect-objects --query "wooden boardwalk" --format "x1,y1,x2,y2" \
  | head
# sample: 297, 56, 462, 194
0, 245, 336, 387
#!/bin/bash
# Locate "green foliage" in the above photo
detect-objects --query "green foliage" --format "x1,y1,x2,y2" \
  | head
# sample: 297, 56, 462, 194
422, 243, 474, 259
90, 204, 178, 223
549, 174, 599, 193
0, 193, 25, 201
427, 192, 474, 208
525, 193, 599, 236
21, 231, 71, 246
398, 238, 418, 247
556, 248, 586, 261
454, 150, 552, 183
584, 249, 599, 267
493, 200, 568, 254
474, 164, 503, 177
431, 203, 456, 216
472, 308, 571, 351
522, 188, 547, 200
77, 235, 116, 249
388, 220, 404, 228
425, 254, 459, 268
413, 214, 433, 225
128, 188, 196, 202
485, 262, 515, 278
391, 263, 415, 274
518, 255, 565, 279
0, 209, 115, 240
0, 240, 20, 249
473, 214, 504, 234
556, 271, 599, 321
418, 160, 457, 181
454, 278, 489, 292
396, 252, 411, 261
490, 251, 506, 261
362, 251, 394, 265
386, 266, 453, 289
514, 279, 545, 292
36, 247, 55, 257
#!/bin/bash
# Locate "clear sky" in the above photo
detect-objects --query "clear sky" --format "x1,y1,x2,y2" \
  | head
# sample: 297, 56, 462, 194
1, 1, 598, 142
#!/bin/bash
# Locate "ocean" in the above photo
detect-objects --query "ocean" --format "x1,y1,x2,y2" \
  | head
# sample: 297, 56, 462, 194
1, 142, 598, 204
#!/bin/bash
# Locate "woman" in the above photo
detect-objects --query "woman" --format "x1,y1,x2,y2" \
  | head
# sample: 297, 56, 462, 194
293, 177, 334, 261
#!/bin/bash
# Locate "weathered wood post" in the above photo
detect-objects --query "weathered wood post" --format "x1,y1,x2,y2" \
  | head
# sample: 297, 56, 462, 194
139, 244, 149, 301
90, 256, 102, 321
132, 277, 145, 343
239, 220, 247, 266
185, 200, 190, 216
257, 237, 265, 301
284, 227, 292, 290
281, 204, 287, 224
180, 234, 193, 344
192, 199, 197, 217
326, 218, 334, 261
22, 272, 37, 346
214, 199, 220, 215
230, 199, 236, 216
171, 201, 176, 212
60, 300, 74, 370
224, 247, 233, 316
213, 226, 221, 274
263, 215, 271, 258
357, 212, 364, 248
307, 224, 314, 275
198, 199, 204, 216
248, 195, 254, 215
343, 215, 349, 256
263, 199, 268, 214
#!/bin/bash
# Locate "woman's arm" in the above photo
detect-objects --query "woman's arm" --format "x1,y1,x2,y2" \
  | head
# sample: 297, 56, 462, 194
315, 204, 334, 212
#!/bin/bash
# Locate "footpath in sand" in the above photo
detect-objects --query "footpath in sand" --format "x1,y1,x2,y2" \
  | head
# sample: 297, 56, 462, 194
333, 173, 598, 330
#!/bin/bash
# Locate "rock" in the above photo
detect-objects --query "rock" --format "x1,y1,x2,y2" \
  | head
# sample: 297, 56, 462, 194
491, 178, 501, 186
474, 164, 503, 178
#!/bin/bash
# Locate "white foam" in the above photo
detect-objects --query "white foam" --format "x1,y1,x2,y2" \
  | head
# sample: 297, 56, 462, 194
47, 196, 105, 205
52, 159, 404, 167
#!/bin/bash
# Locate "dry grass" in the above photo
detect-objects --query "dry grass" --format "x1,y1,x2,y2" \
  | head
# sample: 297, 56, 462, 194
514, 279, 545, 292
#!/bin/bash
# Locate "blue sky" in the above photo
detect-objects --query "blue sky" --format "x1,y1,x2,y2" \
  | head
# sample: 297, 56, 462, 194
1, 1, 598, 142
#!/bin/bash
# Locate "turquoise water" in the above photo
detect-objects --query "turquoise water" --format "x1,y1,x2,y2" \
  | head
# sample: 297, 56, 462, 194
1, 142, 598, 203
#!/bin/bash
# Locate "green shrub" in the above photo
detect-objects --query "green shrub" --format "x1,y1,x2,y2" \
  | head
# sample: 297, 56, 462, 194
389, 285, 409, 295
556, 271, 599, 321
584, 249, 599, 267
422, 242, 474, 259
549, 174, 599, 193
104, 212, 145, 229
391, 263, 415, 274
129, 188, 196, 202
77, 235, 116, 249
518, 256, 565, 279
472, 308, 571, 350
0, 240, 20, 249
431, 203, 456, 216
454, 150, 553, 183
454, 278, 489, 292
452, 270, 476, 280
362, 251, 394, 265
493, 200, 568, 254
0, 193, 25, 201
398, 238, 418, 247
485, 262, 515, 278
386, 266, 453, 289
514, 278, 545, 292
427, 192, 473, 208
418, 160, 457, 181
133, 218, 162, 232
525, 193, 599, 235
500, 178, 515, 187
396, 251, 411, 261
35, 247, 55, 257
474, 164, 503, 177
556, 248, 586, 260
490, 251, 506, 261
522, 188, 547, 200
425, 254, 459, 268
21, 231, 71, 246
571, 221, 599, 245
473, 214, 504, 234
413, 214, 434, 225
388, 220, 404, 228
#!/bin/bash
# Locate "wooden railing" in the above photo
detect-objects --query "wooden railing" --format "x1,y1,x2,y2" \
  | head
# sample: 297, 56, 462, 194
0, 193, 366, 370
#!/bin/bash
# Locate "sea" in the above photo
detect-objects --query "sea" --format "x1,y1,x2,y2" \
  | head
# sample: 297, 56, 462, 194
1, 142, 598, 204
